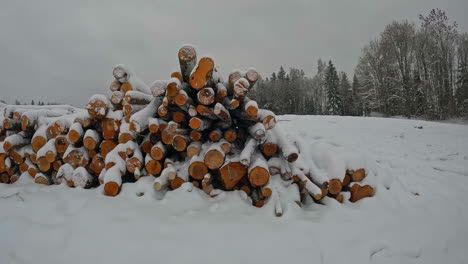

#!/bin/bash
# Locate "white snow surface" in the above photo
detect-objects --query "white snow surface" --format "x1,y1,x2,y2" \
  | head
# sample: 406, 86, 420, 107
1, 115, 468, 264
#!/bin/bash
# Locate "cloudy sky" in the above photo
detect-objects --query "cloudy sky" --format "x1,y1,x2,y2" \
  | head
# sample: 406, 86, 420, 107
0, 0, 467, 106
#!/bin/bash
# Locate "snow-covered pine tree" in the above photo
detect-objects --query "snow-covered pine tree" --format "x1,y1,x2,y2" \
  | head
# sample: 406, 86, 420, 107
339, 72, 353, 116
325, 60, 342, 115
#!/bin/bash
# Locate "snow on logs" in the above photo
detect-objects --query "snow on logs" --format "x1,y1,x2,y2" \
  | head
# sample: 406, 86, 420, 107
0, 45, 375, 214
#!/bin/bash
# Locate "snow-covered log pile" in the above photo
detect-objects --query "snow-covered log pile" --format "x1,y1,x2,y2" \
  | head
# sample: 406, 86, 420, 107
0, 45, 374, 215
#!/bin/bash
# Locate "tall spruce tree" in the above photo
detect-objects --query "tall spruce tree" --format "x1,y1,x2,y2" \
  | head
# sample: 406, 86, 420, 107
339, 72, 353, 116
325, 60, 342, 115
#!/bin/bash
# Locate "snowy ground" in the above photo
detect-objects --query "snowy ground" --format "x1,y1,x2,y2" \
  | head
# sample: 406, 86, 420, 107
1, 115, 468, 264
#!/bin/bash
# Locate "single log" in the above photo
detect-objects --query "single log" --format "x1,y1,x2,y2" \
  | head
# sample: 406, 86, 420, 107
219, 157, 248, 190
54, 135, 69, 154
248, 122, 266, 141
233, 78, 250, 98
292, 167, 323, 200
178, 45, 197, 82
129, 98, 162, 133
240, 137, 258, 166
172, 111, 187, 124
328, 179, 342, 196
171, 71, 183, 82
223, 128, 237, 143
123, 103, 145, 118
103, 166, 122, 196
140, 134, 153, 154
188, 154, 208, 180
86, 94, 110, 119
111, 91, 124, 105
197, 88, 215, 105
46, 125, 59, 139
248, 153, 270, 187
228, 70, 244, 86
31, 126, 48, 152
245, 68, 259, 88
196, 105, 217, 120
148, 118, 162, 133
124, 90, 153, 105
261, 131, 278, 157
109, 80, 121, 92
189, 130, 202, 142
209, 129, 222, 142
243, 97, 259, 117
161, 128, 174, 145
37, 138, 57, 163
145, 155, 162, 176
3, 118, 21, 130
213, 103, 232, 129
347, 168, 366, 182
271, 124, 298, 163
150, 80, 169, 97
187, 142, 202, 158
67, 123, 84, 143
172, 134, 190, 151
72, 167, 95, 188
189, 57, 214, 89
3, 132, 30, 152
204, 143, 225, 170
100, 140, 117, 159
10, 174, 20, 184
174, 90, 190, 106
126, 148, 143, 174
118, 122, 135, 144
102, 118, 120, 140
34, 173, 50, 185
120, 82, 133, 93
189, 117, 212, 131
56, 163, 74, 186
153, 165, 173, 190
89, 154, 105, 176
170, 162, 189, 189
83, 129, 101, 150
349, 183, 374, 202
215, 83, 227, 102
166, 78, 182, 97
257, 109, 277, 130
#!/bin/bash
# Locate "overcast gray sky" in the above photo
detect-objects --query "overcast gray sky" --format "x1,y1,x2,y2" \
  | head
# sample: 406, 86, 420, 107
0, 0, 467, 106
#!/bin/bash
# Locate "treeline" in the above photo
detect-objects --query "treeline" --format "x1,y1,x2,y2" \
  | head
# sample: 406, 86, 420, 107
251, 9, 468, 119
2, 99, 59, 106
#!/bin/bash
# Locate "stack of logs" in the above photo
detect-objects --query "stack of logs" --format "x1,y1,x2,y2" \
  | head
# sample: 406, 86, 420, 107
0, 45, 374, 215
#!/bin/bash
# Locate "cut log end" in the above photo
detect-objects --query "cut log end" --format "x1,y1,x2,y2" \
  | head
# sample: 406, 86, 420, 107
171, 177, 185, 190
189, 57, 214, 89
104, 182, 120, 196
249, 167, 270, 187
350, 184, 374, 203
189, 161, 208, 180
328, 179, 343, 195
204, 149, 225, 170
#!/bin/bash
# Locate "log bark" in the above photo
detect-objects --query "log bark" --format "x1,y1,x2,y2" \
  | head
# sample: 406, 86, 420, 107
178, 45, 197, 82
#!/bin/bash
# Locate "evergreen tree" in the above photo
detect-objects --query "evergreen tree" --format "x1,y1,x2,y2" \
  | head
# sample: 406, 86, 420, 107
277, 66, 286, 80
339, 72, 353, 116
325, 60, 342, 115
14, 99, 21, 105
31, 99, 35, 105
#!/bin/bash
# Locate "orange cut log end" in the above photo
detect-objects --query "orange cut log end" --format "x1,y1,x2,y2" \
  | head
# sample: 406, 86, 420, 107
104, 182, 120, 196
189, 57, 214, 89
